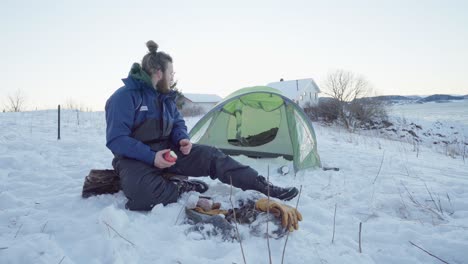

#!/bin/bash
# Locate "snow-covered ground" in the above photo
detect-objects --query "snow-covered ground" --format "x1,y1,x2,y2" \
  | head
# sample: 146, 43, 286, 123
356, 115, 468, 159
390, 99, 468, 125
1, 110, 467, 264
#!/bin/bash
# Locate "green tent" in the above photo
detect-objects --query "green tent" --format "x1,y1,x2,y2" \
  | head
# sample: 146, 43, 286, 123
189, 86, 321, 172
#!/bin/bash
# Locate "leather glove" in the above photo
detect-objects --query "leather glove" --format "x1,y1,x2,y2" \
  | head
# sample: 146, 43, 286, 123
255, 198, 303, 232
193, 207, 229, 216
193, 198, 228, 216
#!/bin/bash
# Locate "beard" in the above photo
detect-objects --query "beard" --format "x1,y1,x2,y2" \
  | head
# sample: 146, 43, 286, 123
156, 76, 171, 94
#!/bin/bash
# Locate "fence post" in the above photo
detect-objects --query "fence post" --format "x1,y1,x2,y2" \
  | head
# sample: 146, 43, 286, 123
58, 104, 61, 140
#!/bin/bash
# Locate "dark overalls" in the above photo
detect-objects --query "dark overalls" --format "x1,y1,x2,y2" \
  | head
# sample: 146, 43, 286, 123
112, 143, 260, 211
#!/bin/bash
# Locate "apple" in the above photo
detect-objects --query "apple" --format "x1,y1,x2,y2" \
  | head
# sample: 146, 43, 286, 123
164, 150, 178, 162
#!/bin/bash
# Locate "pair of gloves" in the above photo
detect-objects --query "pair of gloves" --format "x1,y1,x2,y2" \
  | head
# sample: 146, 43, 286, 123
192, 197, 303, 232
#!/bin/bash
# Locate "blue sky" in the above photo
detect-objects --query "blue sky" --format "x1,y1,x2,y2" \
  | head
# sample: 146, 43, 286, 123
1, 0, 467, 110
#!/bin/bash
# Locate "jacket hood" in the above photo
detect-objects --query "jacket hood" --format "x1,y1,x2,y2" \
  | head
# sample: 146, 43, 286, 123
128, 63, 153, 88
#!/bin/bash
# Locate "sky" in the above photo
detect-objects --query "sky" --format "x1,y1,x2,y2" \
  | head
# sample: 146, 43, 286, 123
1, 0, 467, 111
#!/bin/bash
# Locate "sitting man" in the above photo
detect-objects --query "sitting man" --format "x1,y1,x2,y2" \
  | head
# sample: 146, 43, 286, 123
105, 40, 299, 211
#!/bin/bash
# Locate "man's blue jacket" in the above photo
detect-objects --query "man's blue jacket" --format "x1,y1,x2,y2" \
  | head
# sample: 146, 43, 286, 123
105, 63, 189, 166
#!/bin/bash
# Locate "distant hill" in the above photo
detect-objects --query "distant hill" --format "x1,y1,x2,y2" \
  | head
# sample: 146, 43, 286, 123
359, 95, 419, 105
318, 94, 465, 105
405, 95, 424, 100
372, 95, 414, 101
417, 94, 464, 103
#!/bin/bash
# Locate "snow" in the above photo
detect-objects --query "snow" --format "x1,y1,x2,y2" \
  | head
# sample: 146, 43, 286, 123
390, 99, 468, 125
1, 110, 467, 264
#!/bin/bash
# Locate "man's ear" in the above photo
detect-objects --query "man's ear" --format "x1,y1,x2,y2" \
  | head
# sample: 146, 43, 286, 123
155, 69, 163, 80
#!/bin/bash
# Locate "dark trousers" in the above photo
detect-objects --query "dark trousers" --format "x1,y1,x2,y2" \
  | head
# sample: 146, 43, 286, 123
112, 144, 260, 211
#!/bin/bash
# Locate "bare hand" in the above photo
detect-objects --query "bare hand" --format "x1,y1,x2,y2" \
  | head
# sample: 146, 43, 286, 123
154, 149, 176, 169
179, 139, 192, 155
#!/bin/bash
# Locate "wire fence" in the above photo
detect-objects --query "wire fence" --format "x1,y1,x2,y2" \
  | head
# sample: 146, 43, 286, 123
0, 109, 106, 142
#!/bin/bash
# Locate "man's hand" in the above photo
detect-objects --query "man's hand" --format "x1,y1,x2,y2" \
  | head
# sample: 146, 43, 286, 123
154, 149, 176, 169
179, 139, 192, 155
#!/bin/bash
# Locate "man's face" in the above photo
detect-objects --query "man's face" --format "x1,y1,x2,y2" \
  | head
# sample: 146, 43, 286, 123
156, 62, 174, 94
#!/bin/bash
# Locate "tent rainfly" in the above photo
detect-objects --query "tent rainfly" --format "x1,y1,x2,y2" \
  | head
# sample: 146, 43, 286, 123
189, 86, 321, 172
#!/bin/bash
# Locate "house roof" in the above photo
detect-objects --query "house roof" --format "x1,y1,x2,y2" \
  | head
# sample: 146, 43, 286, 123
266, 78, 321, 100
183, 93, 223, 103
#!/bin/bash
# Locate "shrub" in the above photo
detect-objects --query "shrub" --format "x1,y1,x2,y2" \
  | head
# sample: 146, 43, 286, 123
180, 105, 205, 117
304, 99, 340, 122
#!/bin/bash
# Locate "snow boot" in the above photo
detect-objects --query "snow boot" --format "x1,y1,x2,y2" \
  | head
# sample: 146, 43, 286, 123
254, 176, 299, 201
171, 178, 209, 195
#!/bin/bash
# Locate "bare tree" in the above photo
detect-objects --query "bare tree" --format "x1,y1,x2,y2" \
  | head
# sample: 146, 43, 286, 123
65, 98, 79, 110
325, 70, 369, 102
65, 98, 93, 112
323, 70, 386, 130
7, 90, 26, 112
323, 70, 369, 129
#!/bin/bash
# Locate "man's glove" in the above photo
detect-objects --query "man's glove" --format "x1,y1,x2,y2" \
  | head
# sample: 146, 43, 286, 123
255, 198, 303, 232
193, 207, 229, 216
193, 198, 228, 216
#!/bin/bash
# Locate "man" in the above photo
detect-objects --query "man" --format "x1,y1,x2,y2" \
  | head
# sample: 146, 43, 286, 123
105, 40, 299, 211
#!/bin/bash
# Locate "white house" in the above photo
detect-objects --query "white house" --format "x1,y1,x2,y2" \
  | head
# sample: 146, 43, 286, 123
267, 78, 321, 107
182, 93, 222, 113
